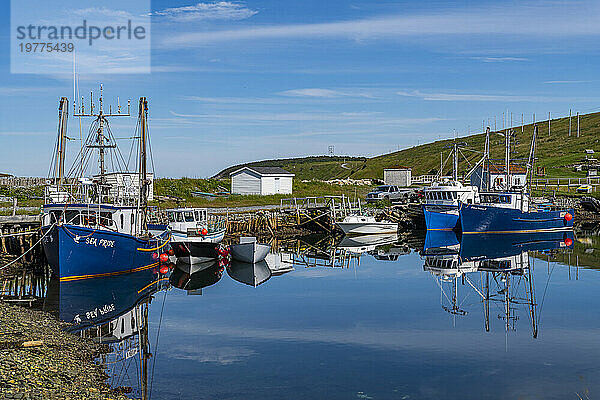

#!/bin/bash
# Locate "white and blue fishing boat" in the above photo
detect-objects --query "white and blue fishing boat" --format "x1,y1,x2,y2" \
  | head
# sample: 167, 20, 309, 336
41, 87, 171, 282
423, 138, 479, 231
459, 125, 575, 234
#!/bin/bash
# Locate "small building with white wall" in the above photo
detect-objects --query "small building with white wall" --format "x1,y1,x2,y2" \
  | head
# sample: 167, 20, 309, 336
383, 168, 412, 187
469, 164, 527, 191
230, 166, 294, 195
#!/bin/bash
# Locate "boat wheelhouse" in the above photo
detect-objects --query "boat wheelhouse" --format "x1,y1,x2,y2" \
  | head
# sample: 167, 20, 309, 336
422, 180, 479, 231
167, 207, 225, 243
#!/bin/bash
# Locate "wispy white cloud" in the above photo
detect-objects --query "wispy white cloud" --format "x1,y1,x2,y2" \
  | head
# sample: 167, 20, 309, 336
72, 7, 135, 19
396, 89, 594, 102
152, 2, 258, 22
280, 88, 377, 99
544, 80, 592, 84
160, 2, 600, 47
474, 57, 530, 63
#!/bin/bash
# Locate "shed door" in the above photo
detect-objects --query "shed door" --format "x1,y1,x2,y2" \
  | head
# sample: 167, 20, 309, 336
274, 177, 281, 193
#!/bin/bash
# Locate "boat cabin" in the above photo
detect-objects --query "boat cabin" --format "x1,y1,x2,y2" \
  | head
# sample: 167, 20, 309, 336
478, 192, 529, 212
423, 181, 479, 206
166, 208, 224, 236
42, 204, 144, 236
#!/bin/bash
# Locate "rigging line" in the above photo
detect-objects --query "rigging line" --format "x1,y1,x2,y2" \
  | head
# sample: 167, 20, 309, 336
144, 114, 156, 174
149, 288, 168, 400
537, 260, 555, 329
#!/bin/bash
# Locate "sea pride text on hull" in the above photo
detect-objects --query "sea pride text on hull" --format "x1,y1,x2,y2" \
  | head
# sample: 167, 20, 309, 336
41, 87, 170, 280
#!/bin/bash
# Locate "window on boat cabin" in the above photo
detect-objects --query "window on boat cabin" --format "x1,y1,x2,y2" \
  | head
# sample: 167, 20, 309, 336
64, 210, 80, 225
82, 211, 97, 226
120, 214, 124, 229
131, 212, 135, 227
481, 194, 500, 203
167, 212, 175, 223
499, 195, 511, 204
100, 212, 113, 227
194, 210, 200, 221
174, 212, 184, 222
184, 211, 194, 222
50, 210, 63, 224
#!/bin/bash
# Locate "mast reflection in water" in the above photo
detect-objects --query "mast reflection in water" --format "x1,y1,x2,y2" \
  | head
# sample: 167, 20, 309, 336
44, 267, 168, 400
422, 230, 575, 337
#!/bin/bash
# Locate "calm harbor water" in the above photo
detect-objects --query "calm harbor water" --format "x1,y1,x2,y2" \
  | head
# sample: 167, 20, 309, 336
52, 231, 600, 399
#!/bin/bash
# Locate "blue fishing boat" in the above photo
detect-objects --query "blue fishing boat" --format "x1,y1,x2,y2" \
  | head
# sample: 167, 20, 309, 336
41, 87, 170, 281
459, 124, 574, 234
460, 193, 574, 234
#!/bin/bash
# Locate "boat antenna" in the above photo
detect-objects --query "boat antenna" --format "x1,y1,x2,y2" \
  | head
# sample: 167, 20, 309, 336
526, 125, 538, 194
74, 84, 131, 185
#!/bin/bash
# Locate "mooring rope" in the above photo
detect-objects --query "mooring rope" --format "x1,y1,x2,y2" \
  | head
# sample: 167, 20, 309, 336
0, 222, 56, 271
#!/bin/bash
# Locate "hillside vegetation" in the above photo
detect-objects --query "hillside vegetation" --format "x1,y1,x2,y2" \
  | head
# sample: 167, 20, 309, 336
215, 111, 600, 181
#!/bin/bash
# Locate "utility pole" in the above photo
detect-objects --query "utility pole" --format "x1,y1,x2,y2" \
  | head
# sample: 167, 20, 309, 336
577, 112, 580, 137
569, 109, 572, 137
548, 111, 551, 136
521, 113, 524, 133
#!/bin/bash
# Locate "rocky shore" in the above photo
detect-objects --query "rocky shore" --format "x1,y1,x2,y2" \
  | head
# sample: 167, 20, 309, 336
0, 301, 130, 400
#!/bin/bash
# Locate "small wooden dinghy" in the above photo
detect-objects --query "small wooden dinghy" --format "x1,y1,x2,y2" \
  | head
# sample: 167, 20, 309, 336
229, 237, 271, 263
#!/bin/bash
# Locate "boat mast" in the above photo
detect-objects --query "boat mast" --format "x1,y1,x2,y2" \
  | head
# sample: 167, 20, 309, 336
526, 125, 538, 193
55, 97, 69, 185
138, 97, 149, 233
484, 127, 490, 190
505, 128, 511, 190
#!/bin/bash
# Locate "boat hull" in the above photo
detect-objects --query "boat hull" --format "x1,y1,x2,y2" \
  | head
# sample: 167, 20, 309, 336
170, 241, 220, 264
422, 204, 459, 231
230, 242, 271, 263
337, 222, 398, 235
460, 204, 574, 234
41, 224, 169, 281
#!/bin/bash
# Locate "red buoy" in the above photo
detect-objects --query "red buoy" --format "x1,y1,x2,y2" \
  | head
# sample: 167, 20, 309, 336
159, 253, 169, 263
168, 249, 175, 256
159, 266, 169, 274
201, 228, 208, 235
564, 238, 573, 246
564, 213, 573, 222
151, 252, 159, 260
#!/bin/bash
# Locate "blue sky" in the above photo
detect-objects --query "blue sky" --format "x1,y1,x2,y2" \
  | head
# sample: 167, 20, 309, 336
3, 0, 600, 177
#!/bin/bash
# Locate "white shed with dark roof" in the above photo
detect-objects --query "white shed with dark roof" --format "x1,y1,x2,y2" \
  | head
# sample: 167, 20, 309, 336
230, 166, 295, 195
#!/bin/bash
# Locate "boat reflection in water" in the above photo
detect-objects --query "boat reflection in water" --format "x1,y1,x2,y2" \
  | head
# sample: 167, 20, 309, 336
422, 230, 575, 336
227, 260, 272, 287
169, 260, 223, 295
44, 267, 169, 400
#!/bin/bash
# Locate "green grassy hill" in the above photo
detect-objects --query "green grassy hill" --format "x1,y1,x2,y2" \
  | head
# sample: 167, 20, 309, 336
356, 111, 600, 179
213, 156, 367, 180
215, 111, 600, 181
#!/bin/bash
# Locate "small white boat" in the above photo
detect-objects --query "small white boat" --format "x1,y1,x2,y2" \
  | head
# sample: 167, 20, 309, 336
229, 237, 271, 263
167, 208, 226, 263
336, 215, 398, 235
